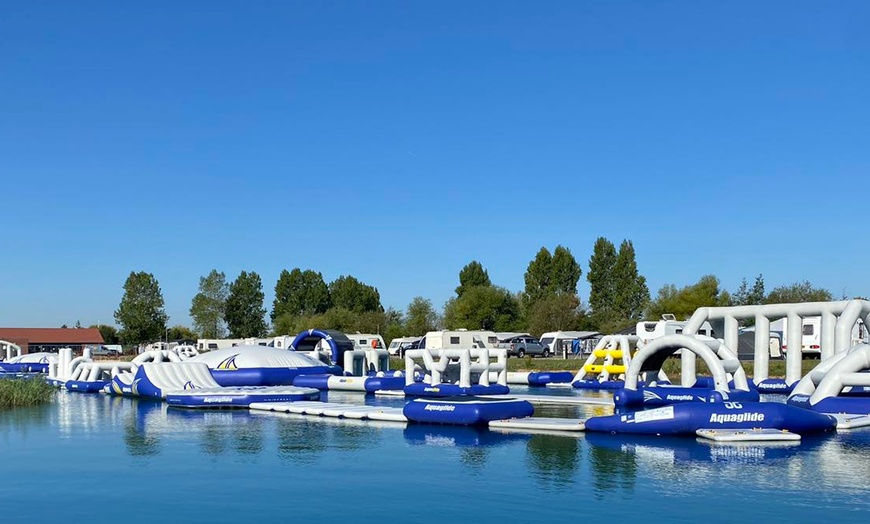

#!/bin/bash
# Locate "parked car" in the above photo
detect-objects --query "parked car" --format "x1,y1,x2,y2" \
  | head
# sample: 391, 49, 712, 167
506, 336, 549, 358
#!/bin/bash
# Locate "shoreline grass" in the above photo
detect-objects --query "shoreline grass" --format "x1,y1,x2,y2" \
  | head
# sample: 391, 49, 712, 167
0, 378, 55, 409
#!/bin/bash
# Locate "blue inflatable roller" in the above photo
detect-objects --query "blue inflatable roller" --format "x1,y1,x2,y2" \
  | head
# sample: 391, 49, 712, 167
585, 402, 837, 435
404, 396, 534, 426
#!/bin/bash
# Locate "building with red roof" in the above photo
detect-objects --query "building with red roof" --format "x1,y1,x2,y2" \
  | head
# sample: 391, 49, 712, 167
0, 327, 104, 354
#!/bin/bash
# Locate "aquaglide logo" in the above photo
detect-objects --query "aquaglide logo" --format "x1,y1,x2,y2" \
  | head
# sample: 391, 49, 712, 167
424, 404, 456, 412
709, 412, 765, 423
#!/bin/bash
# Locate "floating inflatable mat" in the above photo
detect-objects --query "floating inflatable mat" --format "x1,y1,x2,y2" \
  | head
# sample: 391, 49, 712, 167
572, 379, 625, 390
404, 396, 534, 426
166, 386, 320, 408
66, 380, 110, 393
249, 401, 407, 422
488, 417, 586, 432
585, 402, 837, 436
293, 373, 406, 393
696, 428, 801, 442
404, 383, 510, 397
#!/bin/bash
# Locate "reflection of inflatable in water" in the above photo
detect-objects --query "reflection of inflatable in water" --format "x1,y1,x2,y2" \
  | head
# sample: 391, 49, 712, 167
584, 432, 808, 464
403, 424, 528, 448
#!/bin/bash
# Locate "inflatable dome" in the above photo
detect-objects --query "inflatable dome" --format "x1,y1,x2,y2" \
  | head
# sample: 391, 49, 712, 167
188, 345, 340, 386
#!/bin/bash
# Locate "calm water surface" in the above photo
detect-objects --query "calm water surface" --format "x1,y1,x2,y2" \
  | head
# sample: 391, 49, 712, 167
1, 390, 869, 523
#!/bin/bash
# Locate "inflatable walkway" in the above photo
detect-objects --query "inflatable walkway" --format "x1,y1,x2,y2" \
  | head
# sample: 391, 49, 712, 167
109, 362, 320, 407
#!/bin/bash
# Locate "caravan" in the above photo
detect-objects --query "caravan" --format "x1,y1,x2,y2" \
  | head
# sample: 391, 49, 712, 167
419, 330, 500, 350
775, 317, 868, 356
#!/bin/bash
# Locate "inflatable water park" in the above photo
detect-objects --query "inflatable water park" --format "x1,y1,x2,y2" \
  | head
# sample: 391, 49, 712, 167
5, 299, 870, 443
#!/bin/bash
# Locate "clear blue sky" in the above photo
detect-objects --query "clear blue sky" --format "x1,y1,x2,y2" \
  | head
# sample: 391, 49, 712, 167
2, 1, 868, 328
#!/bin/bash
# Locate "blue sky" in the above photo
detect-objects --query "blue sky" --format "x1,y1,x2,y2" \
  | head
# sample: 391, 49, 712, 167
2, 1, 868, 328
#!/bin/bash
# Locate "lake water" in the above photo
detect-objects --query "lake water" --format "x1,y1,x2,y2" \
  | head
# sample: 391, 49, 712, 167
1, 390, 869, 523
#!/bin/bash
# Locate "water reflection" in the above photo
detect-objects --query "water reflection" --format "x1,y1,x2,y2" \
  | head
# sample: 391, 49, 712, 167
525, 433, 580, 488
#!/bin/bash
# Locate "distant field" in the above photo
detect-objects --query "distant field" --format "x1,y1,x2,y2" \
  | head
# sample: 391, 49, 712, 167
389, 356, 819, 379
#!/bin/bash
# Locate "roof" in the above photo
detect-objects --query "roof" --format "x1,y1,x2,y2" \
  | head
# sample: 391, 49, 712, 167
0, 327, 105, 344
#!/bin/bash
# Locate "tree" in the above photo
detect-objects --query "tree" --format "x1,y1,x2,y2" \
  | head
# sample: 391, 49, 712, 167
90, 324, 119, 345
189, 269, 229, 339
114, 271, 169, 345
550, 246, 582, 296
455, 261, 491, 297
405, 297, 439, 335
329, 275, 382, 313
167, 325, 198, 341
647, 275, 731, 320
74, 320, 82, 329
611, 240, 650, 322
523, 248, 553, 304
224, 271, 268, 338
272, 268, 331, 320
587, 237, 618, 326
443, 286, 521, 332
525, 293, 585, 338
765, 281, 833, 304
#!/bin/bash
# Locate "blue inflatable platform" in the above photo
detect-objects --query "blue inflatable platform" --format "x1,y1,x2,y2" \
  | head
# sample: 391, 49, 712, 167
404, 383, 510, 397
404, 396, 534, 426
585, 402, 837, 436
614, 386, 760, 407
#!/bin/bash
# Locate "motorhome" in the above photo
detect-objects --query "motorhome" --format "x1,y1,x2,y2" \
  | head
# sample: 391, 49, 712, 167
195, 338, 271, 352
419, 330, 500, 350
344, 333, 387, 350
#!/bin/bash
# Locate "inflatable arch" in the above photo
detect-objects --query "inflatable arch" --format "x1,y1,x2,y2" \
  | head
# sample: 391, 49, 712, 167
682, 299, 870, 390
290, 329, 356, 368
1, 340, 22, 361
615, 334, 757, 407
789, 344, 870, 415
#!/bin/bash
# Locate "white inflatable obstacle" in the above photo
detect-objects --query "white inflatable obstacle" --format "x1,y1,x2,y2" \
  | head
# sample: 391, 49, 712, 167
788, 344, 870, 416
403, 347, 508, 396
614, 334, 758, 407
47, 347, 135, 390
573, 335, 640, 389
682, 299, 870, 389
0, 340, 22, 361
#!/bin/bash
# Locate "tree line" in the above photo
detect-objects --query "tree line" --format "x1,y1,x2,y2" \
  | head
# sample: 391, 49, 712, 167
106, 237, 838, 346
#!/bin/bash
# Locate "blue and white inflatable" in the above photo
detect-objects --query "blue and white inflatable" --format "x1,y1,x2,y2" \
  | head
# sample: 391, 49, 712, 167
403, 396, 534, 426
788, 343, 870, 415
109, 362, 320, 407
0, 352, 51, 373
402, 347, 510, 397
188, 345, 340, 386
585, 401, 837, 436
612, 335, 759, 407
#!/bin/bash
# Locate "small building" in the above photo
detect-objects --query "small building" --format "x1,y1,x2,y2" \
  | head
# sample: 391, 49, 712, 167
0, 327, 105, 354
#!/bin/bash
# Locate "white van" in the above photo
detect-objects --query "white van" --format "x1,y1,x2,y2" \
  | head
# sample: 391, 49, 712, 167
387, 336, 422, 356
419, 330, 500, 350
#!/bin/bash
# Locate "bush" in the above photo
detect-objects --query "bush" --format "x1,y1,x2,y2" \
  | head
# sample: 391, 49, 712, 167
0, 378, 54, 409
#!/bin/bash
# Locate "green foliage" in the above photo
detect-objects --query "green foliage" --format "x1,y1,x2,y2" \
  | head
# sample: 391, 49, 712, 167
443, 286, 521, 331
733, 274, 766, 306
587, 237, 617, 325
765, 280, 833, 304
551, 246, 582, 295
0, 379, 54, 409
405, 296, 439, 336
647, 275, 731, 320
272, 268, 331, 321
274, 307, 402, 341
90, 324, 119, 345
611, 240, 650, 322
523, 248, 553, 304
455, 261, 491, 297
114, 271, 169, 345
225, 271, 268, 338
189, 269, 229, 339
167, 325, 198, 341
524, 293, 585, 338
329, 275, 382, 313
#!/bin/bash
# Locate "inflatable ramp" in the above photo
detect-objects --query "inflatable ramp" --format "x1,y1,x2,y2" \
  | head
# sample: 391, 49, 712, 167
110, 362, 319, 407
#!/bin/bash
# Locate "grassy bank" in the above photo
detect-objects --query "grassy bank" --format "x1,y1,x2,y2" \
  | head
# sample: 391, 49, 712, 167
390, 356, 819, 380
0, 378, 55, 409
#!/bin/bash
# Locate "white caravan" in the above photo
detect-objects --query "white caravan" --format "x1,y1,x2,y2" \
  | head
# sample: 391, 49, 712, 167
636, 315, 713, 344
195, 338, 271, 352
387, 336, 422, 356
419, 330, 500, 350
344, 333, 387, 350
773, 317, 867, 356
